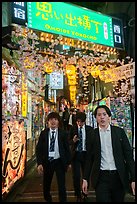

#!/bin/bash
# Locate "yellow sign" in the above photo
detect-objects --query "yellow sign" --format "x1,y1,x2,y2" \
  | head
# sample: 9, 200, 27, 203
24, 57, 35, 69
22, 74, 28, 117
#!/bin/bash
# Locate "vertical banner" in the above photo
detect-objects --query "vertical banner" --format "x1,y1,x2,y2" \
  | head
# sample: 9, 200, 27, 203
2, 120, 26, 196
21, 74, 28, 117
11, 2, 27, 26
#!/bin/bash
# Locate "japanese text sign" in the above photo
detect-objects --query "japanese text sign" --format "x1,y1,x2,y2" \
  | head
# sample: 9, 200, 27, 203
11, 2, 27, 26
50, 71, 63, 89
27, 2, 124, 49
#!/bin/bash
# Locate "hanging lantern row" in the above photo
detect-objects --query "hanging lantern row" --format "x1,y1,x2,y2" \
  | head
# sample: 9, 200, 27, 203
39, 31, 117, 55
10, 25, 135, 102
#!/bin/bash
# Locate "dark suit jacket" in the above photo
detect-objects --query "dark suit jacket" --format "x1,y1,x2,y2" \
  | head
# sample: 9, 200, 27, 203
36, 128, 71, 171
83, 125, 135, 190
69, 125, 95, 159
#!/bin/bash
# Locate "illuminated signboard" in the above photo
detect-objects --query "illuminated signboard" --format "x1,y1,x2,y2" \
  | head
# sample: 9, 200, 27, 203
11, 2, 27, 26
27, 2, 124, 49
22, 73, 28, 117
2, 120, 26, 196
50, 71, 63, 89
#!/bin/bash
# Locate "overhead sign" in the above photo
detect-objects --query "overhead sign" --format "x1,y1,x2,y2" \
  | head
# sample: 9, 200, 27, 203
11, 2, 27, 26
100, 62, 135, 83
112, 17, 124, 49
27, 2, 124, 49
50, 71, 63, 89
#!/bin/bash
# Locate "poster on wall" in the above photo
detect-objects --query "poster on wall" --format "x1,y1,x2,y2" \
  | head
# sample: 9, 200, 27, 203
110, 97, 132, 145
2, 60, 22, 118
97, 97, 132, 145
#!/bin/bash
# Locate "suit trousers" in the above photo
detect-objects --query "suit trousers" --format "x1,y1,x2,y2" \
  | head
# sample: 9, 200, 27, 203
43, 158, 67, 202
95, 170, 125, 202
72, 151, 87, 198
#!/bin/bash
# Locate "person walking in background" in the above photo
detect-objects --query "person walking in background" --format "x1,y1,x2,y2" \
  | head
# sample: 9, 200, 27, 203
82, 105, 135, 202
68, 108, 77, 132
36, 112, 71, 202
69, 111, 95, 202
62, 107, 70, 131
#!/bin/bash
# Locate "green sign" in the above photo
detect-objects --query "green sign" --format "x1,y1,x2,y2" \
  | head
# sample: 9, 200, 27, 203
27, 2, 123, 48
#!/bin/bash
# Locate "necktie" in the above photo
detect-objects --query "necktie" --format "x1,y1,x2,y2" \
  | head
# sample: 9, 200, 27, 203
77, 127, 82, 152
49, 131, 55, 161
50, 131, 55, 151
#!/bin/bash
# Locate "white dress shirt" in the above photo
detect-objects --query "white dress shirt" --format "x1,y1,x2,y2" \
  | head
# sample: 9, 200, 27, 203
99, 125, 117, 170
77, 125, 86, 151
68, 114, 73, 125
49, 128, 60, 159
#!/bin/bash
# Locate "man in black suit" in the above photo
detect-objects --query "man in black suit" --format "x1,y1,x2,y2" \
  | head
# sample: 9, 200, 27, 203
36, 112, 71, 202
82, 105, 135, 202
68, 108, 77, 131
62, 107, 70, 131
69, 111, 95, 202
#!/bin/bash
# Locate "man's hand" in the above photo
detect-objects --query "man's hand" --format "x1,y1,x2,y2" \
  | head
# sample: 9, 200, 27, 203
73, 135, 79, 143
67, 164, 72, 171
37, 164, 43, 175
82, 179, 88, 194
131, 181, 135, 196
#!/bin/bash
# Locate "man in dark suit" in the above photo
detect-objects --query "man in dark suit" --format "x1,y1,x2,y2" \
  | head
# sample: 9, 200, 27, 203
82, 105, 135, 202
62, 107, 70, 131
68, 108, 77, 131
69, 111, 95, 202
36, 112, 71, 202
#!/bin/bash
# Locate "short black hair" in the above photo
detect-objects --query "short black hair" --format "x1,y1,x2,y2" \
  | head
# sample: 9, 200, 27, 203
46, 112, 62, 128
47, 112, 60, 121
94, 105, 111, 117
76, 112, 86, 122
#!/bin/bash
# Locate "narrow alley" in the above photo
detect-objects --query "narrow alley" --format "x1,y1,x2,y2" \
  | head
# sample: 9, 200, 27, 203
3, 157, 135, 202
